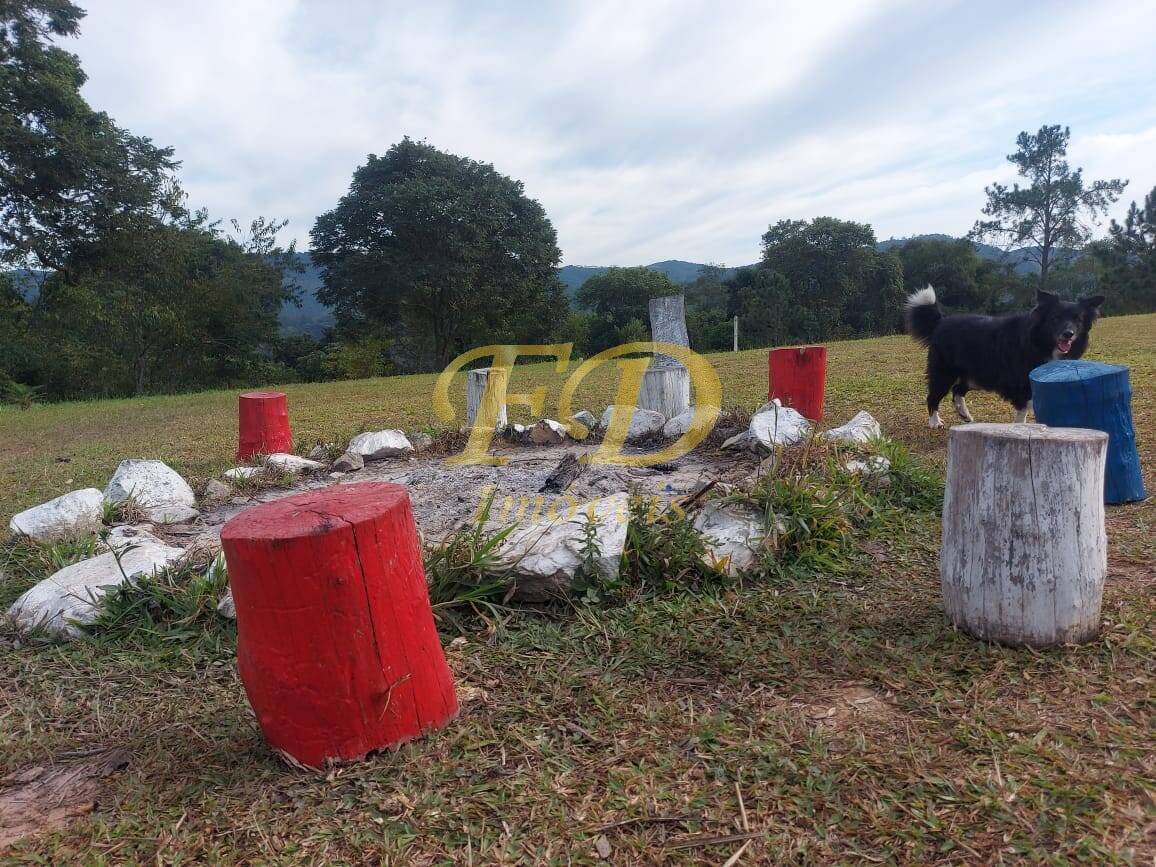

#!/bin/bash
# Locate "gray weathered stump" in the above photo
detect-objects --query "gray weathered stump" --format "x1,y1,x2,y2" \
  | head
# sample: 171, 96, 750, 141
639, 366, 690, 419
940, 423, 1108, 647
466, 368, 508, 428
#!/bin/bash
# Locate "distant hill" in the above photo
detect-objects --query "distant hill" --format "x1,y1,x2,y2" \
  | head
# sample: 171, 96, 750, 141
7, 236, 1062, 341
558, 260, 742, 296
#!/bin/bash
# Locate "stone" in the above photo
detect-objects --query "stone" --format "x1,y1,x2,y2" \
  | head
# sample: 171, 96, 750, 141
503, 423, 528, 441
662, 407, 718, 440
648, 294, 690, 368
5, 537, 185, 638
331, 451, 364, 473
599, 405, 666, 443
748, 399, 812, 450
267, 453, 325, 473
494, 492, 630, 602
223, 466, 263, 482
104, 459, 199, 524
348, 430, 414, 461
410, 432, 434, 453
201, 479, 232, 506
720, 431, 750, 450
570, 410, 598, 437
529, 418, 568, 446
693, 501, 766, 576
845, 456, 891, 477
822, 411, 882, 445
103, 524, 165, 550
307, 444, 332, 461
217, 588, 235, 619
8, 488, 105, 543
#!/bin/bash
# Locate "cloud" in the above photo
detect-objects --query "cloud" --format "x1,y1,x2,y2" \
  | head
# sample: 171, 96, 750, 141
71, 0, 1156, 265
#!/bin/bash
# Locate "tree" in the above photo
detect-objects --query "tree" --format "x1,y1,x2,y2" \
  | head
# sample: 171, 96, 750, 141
1092, 184, 1156, 313
311, 138, 568, 370
575, 266, 677, 352
893, 237, 982, 308
971, 125, 1126, 288
31, 215, 297, 397
0, 1, 182, 271
759, 217, 902, 338
726, 267, 797, 348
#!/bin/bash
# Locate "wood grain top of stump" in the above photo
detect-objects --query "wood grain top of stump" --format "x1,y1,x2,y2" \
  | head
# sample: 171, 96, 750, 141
948, 422, 1108, 445
220, 482, 413, 542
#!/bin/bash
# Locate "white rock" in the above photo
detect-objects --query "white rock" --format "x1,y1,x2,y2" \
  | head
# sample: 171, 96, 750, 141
599, 406, 666, 443
571, 410, 597, 431
201, 479, 232, 505
748, 400, 812, 450
331, 451, 364, 473
348, 430, 414, 461
267, 453, 325, 473
104, 460, 198, 524
217, 589, 235, 619
223, 466, 263, 482
504, 423, 528, 441
822, 411, 882, 445
529, 418, 568, 446
844, 456, 891, 477
103, 524, 164, 551
662, 406, 720, 440
494, 492, 630, 602
8, 489, 105, 542
720, 431, 750, 450
5, 538, 185, 638
693, 501, 766, 576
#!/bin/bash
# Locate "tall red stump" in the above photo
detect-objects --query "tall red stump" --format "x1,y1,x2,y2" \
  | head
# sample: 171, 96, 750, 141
236, 391, 293, 462
769, 346, 827, 421
220, 483, 457, 767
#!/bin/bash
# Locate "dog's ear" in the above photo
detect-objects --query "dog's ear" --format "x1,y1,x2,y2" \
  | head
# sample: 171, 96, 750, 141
1079, 295, 1105, 310
1035, 289, 1058, 306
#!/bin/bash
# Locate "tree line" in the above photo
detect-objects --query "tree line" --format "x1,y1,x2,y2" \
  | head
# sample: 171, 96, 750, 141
2, 2, 1154, 404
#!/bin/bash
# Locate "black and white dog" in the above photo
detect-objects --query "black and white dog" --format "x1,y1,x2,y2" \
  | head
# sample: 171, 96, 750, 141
904, 286, 1104, 427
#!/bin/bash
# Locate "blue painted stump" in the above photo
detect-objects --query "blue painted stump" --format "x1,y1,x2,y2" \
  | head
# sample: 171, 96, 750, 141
1030, 360, 1145, 504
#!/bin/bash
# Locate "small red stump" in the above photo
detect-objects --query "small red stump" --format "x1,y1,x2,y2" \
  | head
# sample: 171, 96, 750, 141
236, 391, 293, 462
769, 346, 827, 421
220, 483, 457, 767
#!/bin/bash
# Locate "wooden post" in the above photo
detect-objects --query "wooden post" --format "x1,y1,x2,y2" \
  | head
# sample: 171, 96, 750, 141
638, 366, 690, 419
940, 423, 1108, 648
732, 315, 738, 352
466, 367, 508, 428
220, 483, 457, 767
237, 391, 293, 462
1030, 360, 1145, 504
769, 346, 826, 421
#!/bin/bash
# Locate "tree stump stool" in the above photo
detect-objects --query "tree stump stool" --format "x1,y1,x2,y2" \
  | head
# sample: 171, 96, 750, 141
220, 483, 457, 767
769, 346, 826, 421
1030, 360, 1145, 504
940, 423, 1108, 648
638, 366, 690, 419
236, 391, 293, 462
466, 367, 508, 428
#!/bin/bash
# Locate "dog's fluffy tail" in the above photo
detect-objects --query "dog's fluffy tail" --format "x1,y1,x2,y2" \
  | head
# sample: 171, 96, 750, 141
904, 285, 941, 345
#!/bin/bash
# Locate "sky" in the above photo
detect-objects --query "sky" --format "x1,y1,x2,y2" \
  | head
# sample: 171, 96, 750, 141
70, 0, 1156, 267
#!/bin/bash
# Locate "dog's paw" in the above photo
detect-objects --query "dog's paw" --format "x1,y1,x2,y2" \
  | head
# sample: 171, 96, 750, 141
928, 412, 944, 429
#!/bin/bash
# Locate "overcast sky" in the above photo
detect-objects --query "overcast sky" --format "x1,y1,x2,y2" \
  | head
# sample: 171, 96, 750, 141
71, 0, 1156, 266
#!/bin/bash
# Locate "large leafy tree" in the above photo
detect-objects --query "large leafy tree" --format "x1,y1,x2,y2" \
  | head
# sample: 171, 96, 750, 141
0, 1, 182, 271
311, 138, 568, 370
575, 266, 678, 353
971, 125, 1126, 288
759, 217, 902, 338
1091, 184, 1156, 313
31, 215, 298, 397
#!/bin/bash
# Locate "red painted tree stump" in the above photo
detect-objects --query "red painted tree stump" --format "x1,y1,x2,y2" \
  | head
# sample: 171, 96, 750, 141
220, 483, 457, 767
236, 391, 293, 462
769, 346, 827, 421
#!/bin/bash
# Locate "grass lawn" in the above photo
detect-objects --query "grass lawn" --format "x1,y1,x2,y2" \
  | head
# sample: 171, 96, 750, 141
1, 314, 1153, 863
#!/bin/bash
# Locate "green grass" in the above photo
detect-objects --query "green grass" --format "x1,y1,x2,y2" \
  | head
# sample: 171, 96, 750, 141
0, 314, 1153, 863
